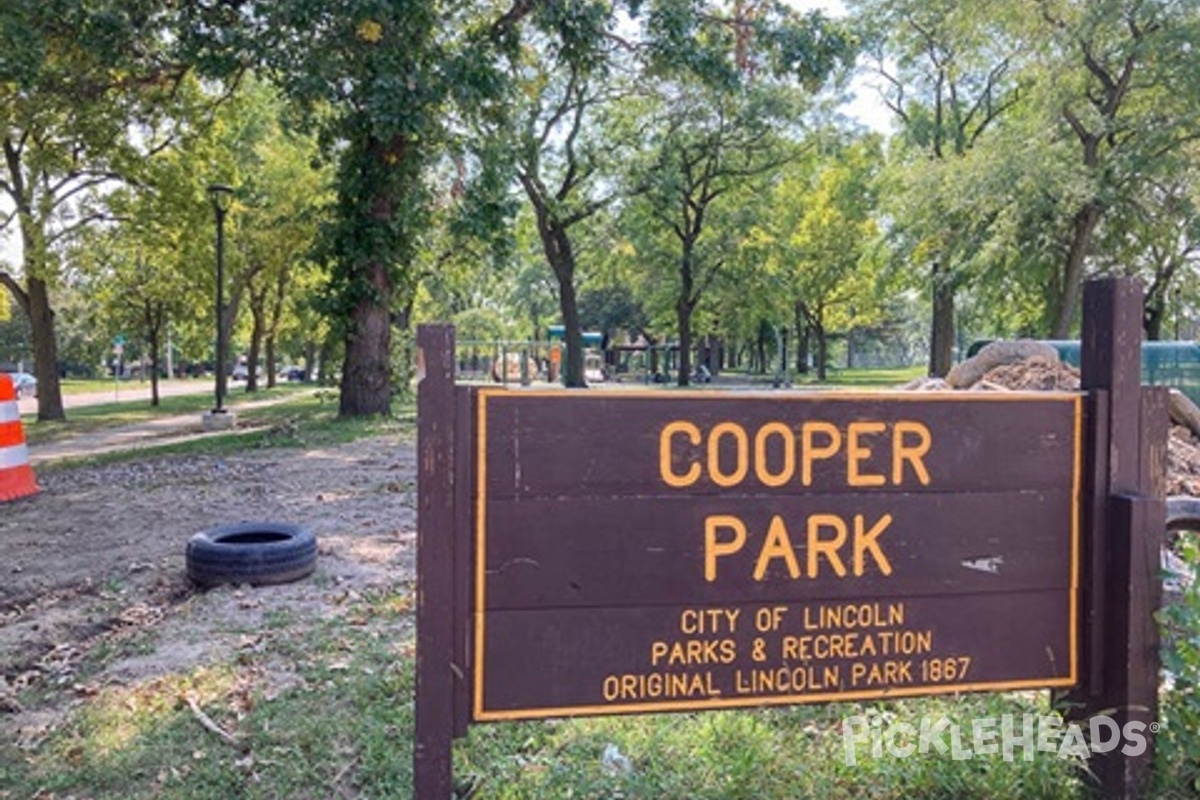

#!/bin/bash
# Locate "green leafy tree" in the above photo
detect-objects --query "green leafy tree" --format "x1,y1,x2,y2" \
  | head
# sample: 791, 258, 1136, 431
0, 0, 237, 420
1027, 0, 1200, 336
70, 101, 219, 405
634, 86, 796, 386
852, 0, 1025, 375
578, 283, 651, 346
751, 137, 888, 379
411, 151, 523, 341
231, 86, 329, 392
1092, 159, 1200, 340
0, 294, 32, 368
249, 1, 530, 414
623, 1, 853, 385
503, 0, 632, 387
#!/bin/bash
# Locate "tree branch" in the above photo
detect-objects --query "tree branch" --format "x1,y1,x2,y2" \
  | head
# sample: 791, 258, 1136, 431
537, 64, 579, 152
0, 271, 30, 315
491, 0, 537, 41
1079, 41, 1118, 98
556, 70, 589, 203
876, 68, 909, 124
46, 213, 129, 246
560, 191, 618, 228
1061, 104, 1092, 146
47, 171, 125, 206
960, 58, 1011, 141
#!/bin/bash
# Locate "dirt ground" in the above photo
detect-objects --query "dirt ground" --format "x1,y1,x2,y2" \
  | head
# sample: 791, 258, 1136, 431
1, 435, 418, 746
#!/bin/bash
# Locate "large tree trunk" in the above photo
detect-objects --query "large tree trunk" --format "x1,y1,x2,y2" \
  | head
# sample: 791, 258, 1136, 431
28, 276, 65, 422
338, 130, 411, 416
677, 298, 693, 388
1051, 202, 1103, 339
556, 270, 584, 388
533, 212, 585, 388
339, 258, 392, 416
145, 301, 161, 407
676, 249, 697, 387
794, 301, 810, 374
928, 262, 955, 377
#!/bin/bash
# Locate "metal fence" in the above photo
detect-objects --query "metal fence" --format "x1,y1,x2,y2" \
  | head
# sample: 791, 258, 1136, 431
1047, 340, 1200, 406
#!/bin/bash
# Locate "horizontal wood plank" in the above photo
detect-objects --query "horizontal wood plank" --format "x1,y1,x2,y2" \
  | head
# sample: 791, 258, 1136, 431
476, 591, 1073, 719
481, 390, 1080, 498
483, 491, 1074, 609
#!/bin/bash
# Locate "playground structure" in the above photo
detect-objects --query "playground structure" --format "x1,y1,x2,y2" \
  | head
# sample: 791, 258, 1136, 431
457, 328, 692, 386
455, 340, 558, 386
456, 327, 610, 386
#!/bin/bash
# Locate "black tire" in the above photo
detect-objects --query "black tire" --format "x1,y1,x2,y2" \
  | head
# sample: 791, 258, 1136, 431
1166, 496, 1200, 533
1164, 497, 1199, 606
187, 521, 317, 587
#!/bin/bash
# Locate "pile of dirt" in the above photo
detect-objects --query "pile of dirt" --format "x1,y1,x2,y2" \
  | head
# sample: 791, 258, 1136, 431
1168, 426, 1200, 496
977, 356, 1081, 392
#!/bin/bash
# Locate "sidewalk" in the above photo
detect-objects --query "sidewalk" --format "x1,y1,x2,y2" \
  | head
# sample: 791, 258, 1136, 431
27, 393, 311, 466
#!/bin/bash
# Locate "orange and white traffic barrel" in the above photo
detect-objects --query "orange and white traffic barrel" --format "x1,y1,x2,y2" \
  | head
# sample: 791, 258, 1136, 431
0, 374, 39, 501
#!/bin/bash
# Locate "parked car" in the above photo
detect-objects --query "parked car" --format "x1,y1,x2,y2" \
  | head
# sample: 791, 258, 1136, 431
279, 365, 308, 382
6, 372, 37, 398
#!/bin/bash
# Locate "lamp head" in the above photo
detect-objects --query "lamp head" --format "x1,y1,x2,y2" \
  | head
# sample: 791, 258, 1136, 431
207, 183, 234, 212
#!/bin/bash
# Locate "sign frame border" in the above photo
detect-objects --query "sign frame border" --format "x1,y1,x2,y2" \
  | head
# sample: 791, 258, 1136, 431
472, 388, 1084, 722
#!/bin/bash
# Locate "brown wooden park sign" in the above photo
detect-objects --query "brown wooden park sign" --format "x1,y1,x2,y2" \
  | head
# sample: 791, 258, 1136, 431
414, 279, 1167, 799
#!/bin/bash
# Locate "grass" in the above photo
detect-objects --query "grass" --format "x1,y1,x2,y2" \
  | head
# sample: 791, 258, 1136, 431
455, 695, 1084, 800
807, 365, 928, 388
22, 377, 218, 396
672, 366, 926, 390
2, 585, 418, 800
21, 365, 916, 460
59, 378, 156, 396
22, 384, 311, 443
23, 386, 414, 470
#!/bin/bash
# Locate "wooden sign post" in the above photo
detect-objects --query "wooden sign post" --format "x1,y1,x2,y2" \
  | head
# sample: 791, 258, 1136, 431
415, 277, 1166, 799
1071, 278, 1167, 798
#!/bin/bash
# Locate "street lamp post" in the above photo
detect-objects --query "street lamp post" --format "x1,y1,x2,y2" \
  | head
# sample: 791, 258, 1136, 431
208, 184, 234, 414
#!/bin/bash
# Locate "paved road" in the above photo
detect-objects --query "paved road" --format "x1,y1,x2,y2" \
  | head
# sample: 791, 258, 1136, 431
24, 384, 313, 466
